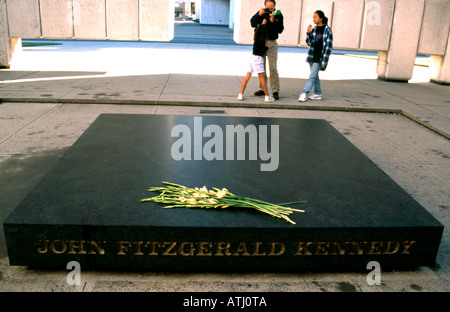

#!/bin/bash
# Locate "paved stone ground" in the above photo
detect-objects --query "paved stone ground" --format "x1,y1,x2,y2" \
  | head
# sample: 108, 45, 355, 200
0, 23, 449, 293
0, 104, 448, 292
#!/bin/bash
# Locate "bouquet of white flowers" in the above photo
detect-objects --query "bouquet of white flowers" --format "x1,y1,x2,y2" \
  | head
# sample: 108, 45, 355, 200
141, 182, 306, 225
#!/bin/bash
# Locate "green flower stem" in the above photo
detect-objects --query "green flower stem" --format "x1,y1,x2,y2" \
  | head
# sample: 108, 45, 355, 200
141, 182, 306, 225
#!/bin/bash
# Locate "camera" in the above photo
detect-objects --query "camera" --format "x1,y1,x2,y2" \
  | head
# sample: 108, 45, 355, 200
264, 8, 273, 14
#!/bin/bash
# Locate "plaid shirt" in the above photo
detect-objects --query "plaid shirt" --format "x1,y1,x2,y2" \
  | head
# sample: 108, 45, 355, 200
305, 25, 333, 70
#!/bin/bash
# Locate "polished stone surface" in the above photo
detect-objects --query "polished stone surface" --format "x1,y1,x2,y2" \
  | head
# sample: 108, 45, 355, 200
3, 114, 443, 271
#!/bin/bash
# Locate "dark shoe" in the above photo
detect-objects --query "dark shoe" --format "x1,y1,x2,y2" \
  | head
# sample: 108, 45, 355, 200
254, 90, 265, 96
273, 92, 279, 100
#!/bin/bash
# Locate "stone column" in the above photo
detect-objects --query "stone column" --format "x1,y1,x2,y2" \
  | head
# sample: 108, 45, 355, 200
233, 0, 262, 44
140, 0, 174, 41
430, 32, 450, 85
376, 0, 425, 82
0, 0, 12, 68
40, 0, 74, 38
419, 0, 450, 85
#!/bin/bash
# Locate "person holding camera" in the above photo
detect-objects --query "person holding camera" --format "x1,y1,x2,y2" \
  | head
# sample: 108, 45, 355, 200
250, 0, 284, 100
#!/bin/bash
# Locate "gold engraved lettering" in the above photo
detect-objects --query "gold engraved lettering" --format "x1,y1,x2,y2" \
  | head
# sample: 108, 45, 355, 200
214, 242, 232, 256
197, 242, 213, 256
50, 239, 67, 254
179, 242, 195, 256
268, 242, 285, 256
329, 242, 346, 256
314, 242, 329, 255
88, 240, 106, 255
67, 240, 87, 255
144, 241, 160, 255
133, 241, 144, 256
294, 241, 413, 256
401, 241, 416, 254
347, 241, 367, 255
251, 242, 267, 256
294, 242, 313, 256
34, 239, 418, 257
367, 241, 383, 255
162, 242, 177, 256
232, 242, 250, 256
383, 241, 400, 254
37, 239, 49, 254
116, 241, 131, 255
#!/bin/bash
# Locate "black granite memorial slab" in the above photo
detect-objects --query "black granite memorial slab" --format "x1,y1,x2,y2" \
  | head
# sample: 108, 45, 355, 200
3, 114, 443, 271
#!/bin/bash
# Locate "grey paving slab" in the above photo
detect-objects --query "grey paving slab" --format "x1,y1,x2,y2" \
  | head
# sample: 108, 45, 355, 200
0, 71, 39, 81
154, 105, 259, 117
0, 34, 449, 292
1, 69, 448, 138
0, 77, 93, 92
162, 74, 241, 96
0, 102, 58, 143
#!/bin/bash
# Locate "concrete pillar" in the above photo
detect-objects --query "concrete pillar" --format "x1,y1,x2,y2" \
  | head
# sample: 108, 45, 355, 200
234, 0, 304, 45
332, 0, 365, 49
73, 0, 106, 39
0, 0, 22, 69
40, 0, 74, 38
276, 0, 302, 46
140, 0, 173, 41
360, 0, 395, 51
418, 0, 450, 85
429, 31, 450, 85
106, 0, 139, 40
0, 0, 11, 68
233, 0, 259, 44
6, 0, 41, 38
299, 0, 334, 47
376, 0, 425, 82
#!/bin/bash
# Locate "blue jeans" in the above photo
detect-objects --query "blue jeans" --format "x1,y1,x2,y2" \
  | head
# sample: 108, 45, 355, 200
302, 62, 321, 95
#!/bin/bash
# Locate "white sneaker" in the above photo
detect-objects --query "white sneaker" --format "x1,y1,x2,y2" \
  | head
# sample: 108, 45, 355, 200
298, 93, 307, 102
308, 94, 322, 100
237, 93, 243, 101
265, 95, 275, 102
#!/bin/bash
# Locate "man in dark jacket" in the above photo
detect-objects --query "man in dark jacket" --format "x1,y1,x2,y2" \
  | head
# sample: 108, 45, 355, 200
250, 0, 284, 100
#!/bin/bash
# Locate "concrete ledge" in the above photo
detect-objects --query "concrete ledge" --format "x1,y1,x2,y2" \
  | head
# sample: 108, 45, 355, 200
1, 96, 448, 140
430, 79, 450, 86
1, 72, 448, 139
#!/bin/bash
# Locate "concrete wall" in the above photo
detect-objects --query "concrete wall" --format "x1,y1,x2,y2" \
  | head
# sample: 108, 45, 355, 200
40, 0, 73, 38
201, 0, 230, 25
430, 31, 450, 84
6, 0, 41, 38
417, 0, 450, 56
360, 0, 395, 51
233, 0, 258, 44
140, 0, 174, 41
3, 0, 173, 41
233, 0, 449, 83
107, 0, 139, 40
1, 0, 449, 83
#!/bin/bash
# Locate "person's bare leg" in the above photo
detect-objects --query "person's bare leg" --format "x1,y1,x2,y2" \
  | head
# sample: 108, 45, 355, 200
240, 72, 252, 95
258, 73, 270, 96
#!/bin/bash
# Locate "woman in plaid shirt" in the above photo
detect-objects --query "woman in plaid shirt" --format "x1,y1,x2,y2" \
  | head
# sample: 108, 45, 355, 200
298, 10, 333, 102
